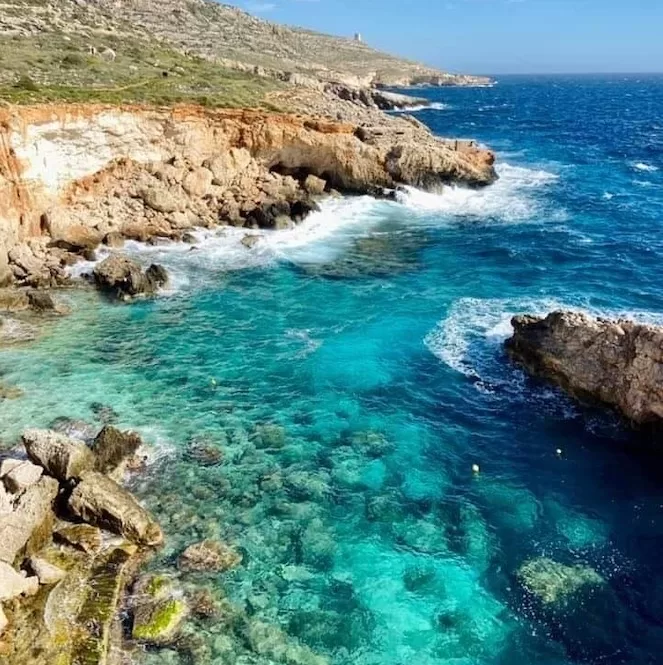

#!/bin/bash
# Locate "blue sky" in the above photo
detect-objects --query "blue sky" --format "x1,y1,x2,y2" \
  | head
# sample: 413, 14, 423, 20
229, 0, 663, 74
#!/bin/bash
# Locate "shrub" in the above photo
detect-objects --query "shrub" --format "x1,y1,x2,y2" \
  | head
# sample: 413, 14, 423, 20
13, 75, 39, 91
61, 52, 85, 67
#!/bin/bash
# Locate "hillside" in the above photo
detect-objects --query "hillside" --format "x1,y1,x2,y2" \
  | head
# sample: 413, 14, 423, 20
0, 0, 489, 107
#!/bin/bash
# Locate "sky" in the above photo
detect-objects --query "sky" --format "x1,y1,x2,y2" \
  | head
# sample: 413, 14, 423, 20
227, 0, 663, 75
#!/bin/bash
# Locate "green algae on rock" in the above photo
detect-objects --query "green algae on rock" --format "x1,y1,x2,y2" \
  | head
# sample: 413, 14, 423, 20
131, 574, 189, 645
517, 557, 604, 605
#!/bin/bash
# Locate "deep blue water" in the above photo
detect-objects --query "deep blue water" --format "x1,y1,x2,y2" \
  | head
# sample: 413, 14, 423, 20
2, 74, 663, 664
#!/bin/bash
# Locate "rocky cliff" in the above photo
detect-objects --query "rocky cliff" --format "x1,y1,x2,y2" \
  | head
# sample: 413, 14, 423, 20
506, 311, 663, 427
0, 103, 496, 287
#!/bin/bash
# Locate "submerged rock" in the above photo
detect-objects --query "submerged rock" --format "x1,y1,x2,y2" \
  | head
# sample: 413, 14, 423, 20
23, 428, 96, 482
93, 254, 168, 299
131, 574, 189, 645
517, 557, 604, 605
178, 539, 242, 573
507, 311, 663, 427
68, 471, 163, 547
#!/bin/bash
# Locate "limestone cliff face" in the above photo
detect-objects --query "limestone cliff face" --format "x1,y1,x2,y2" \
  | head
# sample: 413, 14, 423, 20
0, 104, 496, 284
507, 311, 663, 427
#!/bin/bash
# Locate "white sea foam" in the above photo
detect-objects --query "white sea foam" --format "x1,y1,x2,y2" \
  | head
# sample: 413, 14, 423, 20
390, 102, 450, 113
632, 162, 659, 172
70, 161, 562, 295
397, 163, 561, 223
425, 297, 663, 382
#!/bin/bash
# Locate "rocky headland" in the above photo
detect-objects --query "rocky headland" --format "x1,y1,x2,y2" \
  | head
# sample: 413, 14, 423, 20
507, 311, 663, 429
0, 103, 495, 296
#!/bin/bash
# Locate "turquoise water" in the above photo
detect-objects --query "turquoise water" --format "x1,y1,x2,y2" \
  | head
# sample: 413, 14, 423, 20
2, 75, 663, 664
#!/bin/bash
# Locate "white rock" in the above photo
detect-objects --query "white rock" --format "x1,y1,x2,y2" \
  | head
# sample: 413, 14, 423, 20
0, 562, 39, 601
3, 460, 43, 493
0, 604, 7, 635
0, 459, 22, 478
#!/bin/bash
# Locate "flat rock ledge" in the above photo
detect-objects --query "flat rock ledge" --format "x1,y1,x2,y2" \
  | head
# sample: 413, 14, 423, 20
506, 311, 663, 427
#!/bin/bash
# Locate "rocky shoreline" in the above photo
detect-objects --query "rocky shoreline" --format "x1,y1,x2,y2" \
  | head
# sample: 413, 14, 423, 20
0, 101, 495, 296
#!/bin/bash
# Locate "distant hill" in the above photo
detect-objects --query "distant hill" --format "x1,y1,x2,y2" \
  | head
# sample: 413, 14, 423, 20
0, 0, 489, 106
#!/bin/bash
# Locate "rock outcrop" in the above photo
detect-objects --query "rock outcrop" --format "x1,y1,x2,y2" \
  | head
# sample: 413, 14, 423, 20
0, 425, 163, 662
93, 254, 169, 299
0, 104, 496, 289
506, 311, 663, 426
68, 471, 164, 547
23, 429, 96, 482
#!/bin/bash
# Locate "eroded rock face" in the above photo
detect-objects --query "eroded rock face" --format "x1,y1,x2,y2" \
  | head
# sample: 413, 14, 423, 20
23, 429, 96, 482
506, 311, 663, 426
93, 254, 169, 299
0, 476, 58, 564
68, 471, 163, 547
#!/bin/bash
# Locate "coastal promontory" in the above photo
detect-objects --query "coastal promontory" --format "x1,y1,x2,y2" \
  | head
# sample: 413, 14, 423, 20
506, 311, 663, 428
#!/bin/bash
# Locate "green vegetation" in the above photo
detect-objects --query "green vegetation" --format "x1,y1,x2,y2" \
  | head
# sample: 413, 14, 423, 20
0, 32, 279, 108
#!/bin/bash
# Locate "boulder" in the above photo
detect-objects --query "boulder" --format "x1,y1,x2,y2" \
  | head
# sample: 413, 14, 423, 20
28, 556, 66, 585
182, 167, 213, 197
0, 476, 58, 564
506, 311, 663, 426
0, 288, 29, 312
49, 224, 102, 253
0, 562, 39, 600
93, 254, 168, 299
2, 460, 43, 493
178, 540, 242, 573
0, 245, 12, 288
92, 425, 142, 474
140, 185, 180, 213
54, 523, 102, 554
26, 290, 56, 312
517, 557, 604, 605
241, 234, 261, 249
22, 429, 95, 482
303, 174, 327, 196
103, 232, 125, 249
68, 471, 163, 547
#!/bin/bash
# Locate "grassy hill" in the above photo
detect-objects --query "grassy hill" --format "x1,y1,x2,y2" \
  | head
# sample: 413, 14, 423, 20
0, 0, 485, 107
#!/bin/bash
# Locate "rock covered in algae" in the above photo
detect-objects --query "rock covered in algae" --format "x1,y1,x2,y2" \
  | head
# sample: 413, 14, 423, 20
178, 539, 242, 573
54, 524, 103, 554
68, 471, 163, 547
131, 575, 189, 645
517, 557, 604, 604
22, 429, 95, 482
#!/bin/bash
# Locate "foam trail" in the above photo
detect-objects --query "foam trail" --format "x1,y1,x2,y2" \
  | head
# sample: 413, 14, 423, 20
390, 102, 450, 113
426, 297, 663, 381
632, 162, 659, 172
397, 163, 561, 223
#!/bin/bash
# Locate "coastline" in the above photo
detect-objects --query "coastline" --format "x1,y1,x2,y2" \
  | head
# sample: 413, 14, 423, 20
0, 84, 498, 662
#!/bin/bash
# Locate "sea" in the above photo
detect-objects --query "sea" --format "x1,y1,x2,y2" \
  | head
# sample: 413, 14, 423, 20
2, 74, 663, 664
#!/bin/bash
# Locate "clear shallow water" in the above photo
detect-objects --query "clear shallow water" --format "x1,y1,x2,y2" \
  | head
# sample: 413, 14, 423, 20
2, 75, 663, 664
